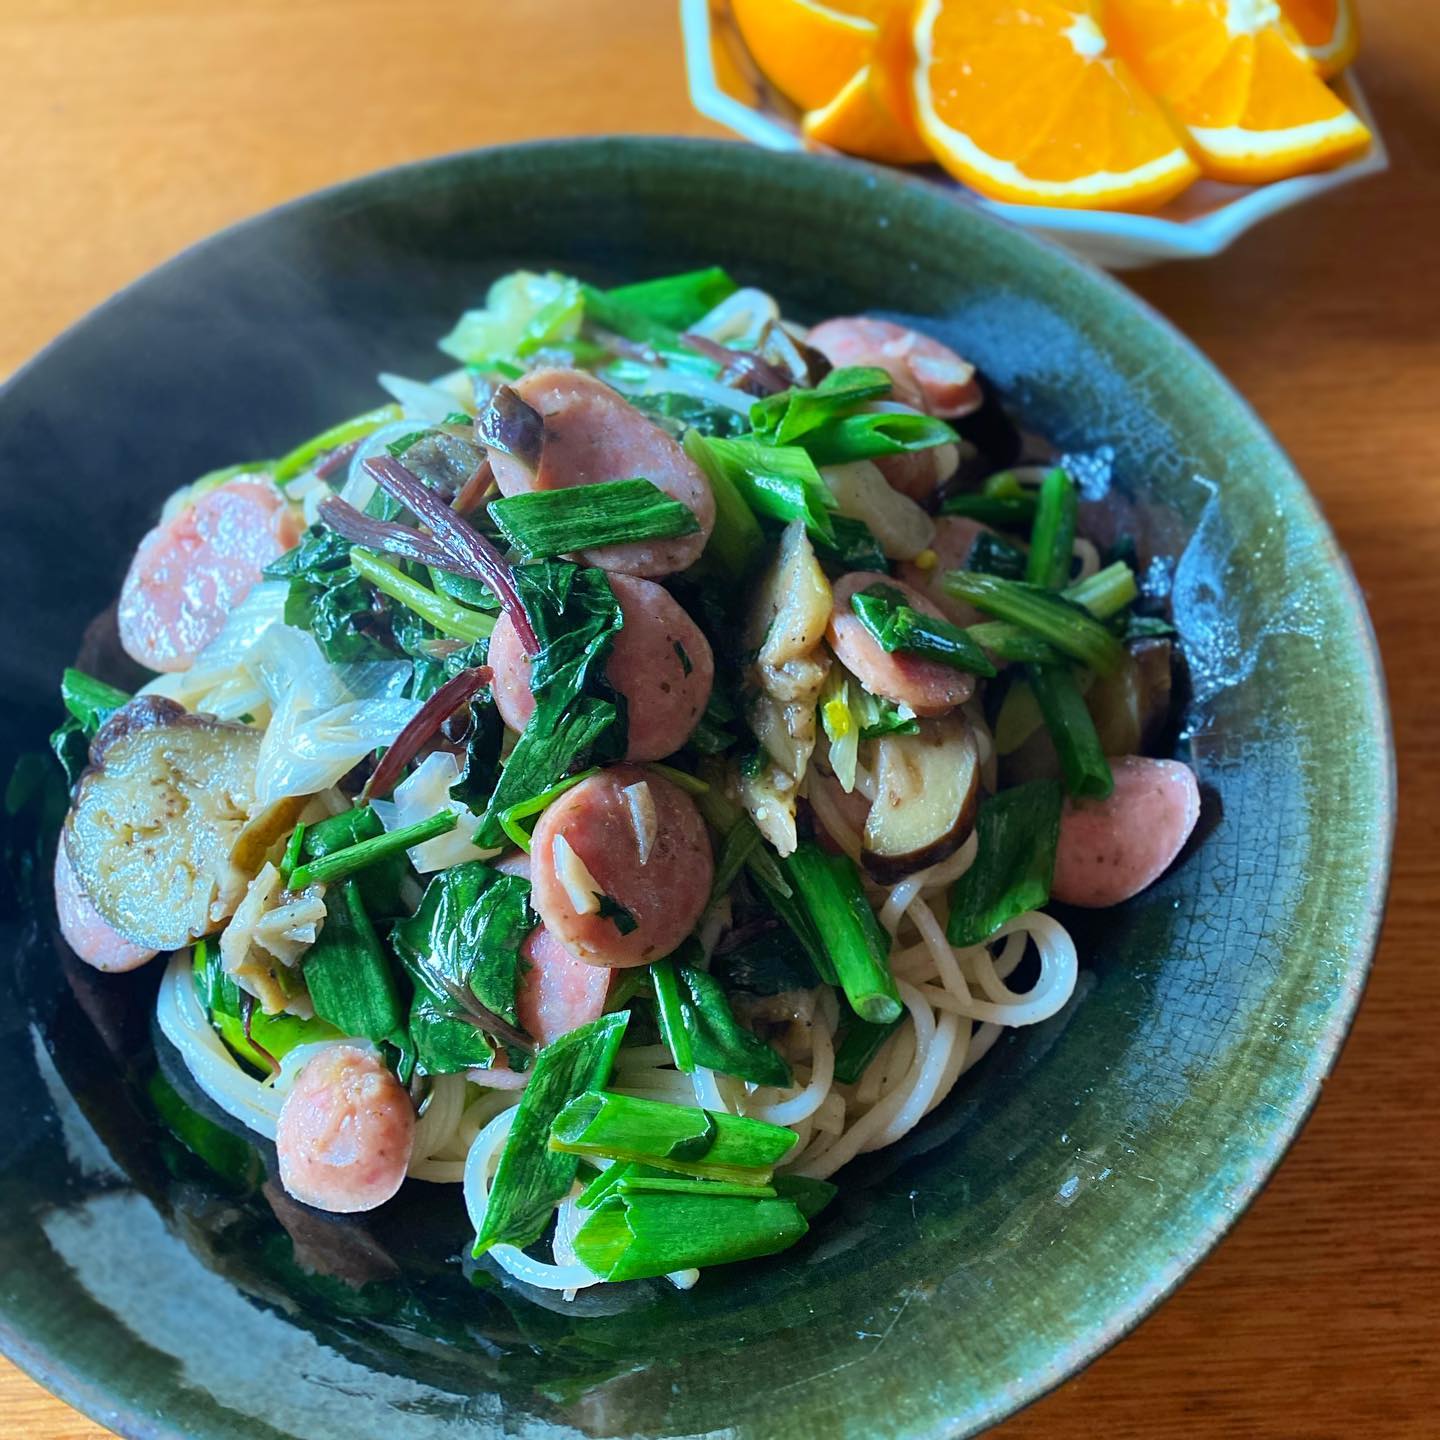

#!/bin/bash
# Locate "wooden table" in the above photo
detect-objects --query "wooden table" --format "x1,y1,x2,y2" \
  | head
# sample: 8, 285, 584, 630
3, 1, 1436, 1435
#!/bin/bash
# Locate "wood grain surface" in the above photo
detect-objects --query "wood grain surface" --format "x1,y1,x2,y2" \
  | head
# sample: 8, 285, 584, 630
2, 1, 1436, 1435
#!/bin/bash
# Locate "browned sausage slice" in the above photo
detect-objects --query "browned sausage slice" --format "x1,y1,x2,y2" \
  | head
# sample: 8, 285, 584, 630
827, 571, 974, 717
489, 573, 713, 759
485, 368, 714, 577
529, 766, 713, 968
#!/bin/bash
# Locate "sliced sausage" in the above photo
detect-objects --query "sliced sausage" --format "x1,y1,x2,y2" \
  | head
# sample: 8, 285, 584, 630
489, 573, 714, 759
827, 571, 974, 717
276, 1044, 415, 1214
53, 842, 158, 973
485, 368, 714, 577
530, 765, 713, 968
118, 476, 304, 672
1051, 756, 1200, 909
807, 317, 983, 419
897, 516, 1001, 627
518, 925, 612, 1046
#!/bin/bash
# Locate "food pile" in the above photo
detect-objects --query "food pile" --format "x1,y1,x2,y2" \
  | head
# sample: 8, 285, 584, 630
732, 0, 1368, 209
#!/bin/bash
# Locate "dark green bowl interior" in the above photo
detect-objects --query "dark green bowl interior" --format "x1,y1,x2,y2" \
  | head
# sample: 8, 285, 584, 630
0, 138, 1392, 1440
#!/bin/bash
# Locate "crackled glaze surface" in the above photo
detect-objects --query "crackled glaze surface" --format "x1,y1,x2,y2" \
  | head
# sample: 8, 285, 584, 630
0, 139, 1391, 1440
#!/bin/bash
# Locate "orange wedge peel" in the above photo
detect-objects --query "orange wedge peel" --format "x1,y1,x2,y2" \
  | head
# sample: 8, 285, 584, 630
1103, 0, 1371, 184
910, 0, 1200, 210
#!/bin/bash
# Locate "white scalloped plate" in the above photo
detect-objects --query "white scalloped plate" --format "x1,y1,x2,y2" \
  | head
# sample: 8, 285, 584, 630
681, 0, 1388, 270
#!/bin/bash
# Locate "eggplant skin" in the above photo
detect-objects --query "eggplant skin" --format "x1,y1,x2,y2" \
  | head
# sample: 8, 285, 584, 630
860, 718, 980, 886
64, 698, 285, 952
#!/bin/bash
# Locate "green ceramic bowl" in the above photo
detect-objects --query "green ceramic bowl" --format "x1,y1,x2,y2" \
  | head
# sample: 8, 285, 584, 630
0, 138, 1393, 1439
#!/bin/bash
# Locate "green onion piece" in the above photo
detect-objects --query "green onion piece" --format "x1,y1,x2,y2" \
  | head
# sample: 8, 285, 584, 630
288, 811, 457, 890
579, 283, 683, 349
683, 429, 766, 578
941, 572, 1126, 675
193, 940, 339, 1072
301, 880, 404, 1041
709, 814, 762, 904
964, 561, 1138, 663
549, 1090, 797, 1183
1066, 560, 1139, 617
573, 1191, 809, 1283
59, 668, 130, 737
783, 843, 901, 1025
800, 409, 958, 467
965, 621, 1063, 666
966, 531, 1028, 580
474, 1013, 630, 1255
1024, 467, 1078, 590
576, 1159, 643, 1210
749, 365, 893, 445
832, 1016, 902, 1085
651, 959, 696, 1074
1026, 664, 1114, 799
688, 435, 837, 545
350, 548, 495, 643
279, 823, 307, 884
939, 493, 1037, 529
273, 403, 402, 484
665, 956, 792, 1088
947, 780, 1064, 947
695, 783, 836, 985
302, 805, 407, 917
771, 1173, 839, 1220
851, 584, 997, 677
496, 768, 598, 854
600, 267, 738, 330
488, 478, 701, 561
646, 762, 709, 796
613, 1173, 780, 1199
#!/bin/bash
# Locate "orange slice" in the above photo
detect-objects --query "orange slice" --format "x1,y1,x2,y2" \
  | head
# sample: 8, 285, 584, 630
804, 4, 931, 164
1103, 0, 1372, 184
911, 0, 1199, 211
1276, 0, 1360, 78
732, 0, 878, 111
804, 64, 933, 164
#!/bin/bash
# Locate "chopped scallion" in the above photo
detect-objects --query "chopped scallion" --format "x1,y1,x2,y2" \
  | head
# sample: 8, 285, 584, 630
350, 547, 495, 643
488, 478, 700, 560
549, 1090, 796, 1183
1025, 664, 1113, 799
942, 572, 1126, 675
288, 811, 457, 890
1024, 467, 1078, 591
851, 584, 997, 677
783, 843, 901, 1025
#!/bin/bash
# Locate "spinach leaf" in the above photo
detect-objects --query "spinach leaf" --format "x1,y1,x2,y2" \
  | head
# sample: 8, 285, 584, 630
672, 961, 791, 1088
947, 780, 1063, 947
264, 525, 392, 664
473, 561, 625, 846
390, 862, 535, 1073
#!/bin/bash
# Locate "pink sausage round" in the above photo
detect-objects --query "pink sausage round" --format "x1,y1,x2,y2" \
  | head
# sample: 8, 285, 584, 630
53, 842, 157, 973
807, 317, 983, 419
897, 516, 1001, 627
518, 925, 612, 1046
118, 477, 305, 672
489, 853, 610, 1045
489, 573, 714, 760
827, 571, 974, 717
486, 368, 714, 577
1051, 757, 1201, 908
530, 765, 713, 968
276, 1045, 415, 1214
